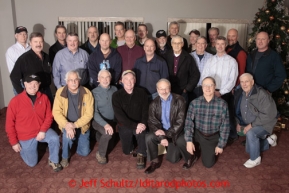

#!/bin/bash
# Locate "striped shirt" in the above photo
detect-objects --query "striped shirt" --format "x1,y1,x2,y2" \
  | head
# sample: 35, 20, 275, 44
184, 96, 230, 148
201, 53, 238, 95
190, 51, 213, 86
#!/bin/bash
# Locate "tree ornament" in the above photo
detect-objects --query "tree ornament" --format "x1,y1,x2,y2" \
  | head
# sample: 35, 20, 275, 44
287, 29, 289, 33
281, 26, 286, 31
257, 18, 262, 22
282, 42, 286, 45
269, 16, 274, 20
284, 90, 289, 95
265, 10, 270, 14
275, 34, 281, 38
271, 0, 275, 2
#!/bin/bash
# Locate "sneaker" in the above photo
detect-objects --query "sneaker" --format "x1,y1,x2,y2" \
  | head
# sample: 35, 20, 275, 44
267, 134, 277, 147
96, 151, 107, 164
48, 159, 63, 172
243, 156, 261, 168
136, 153, 145, 169
60, 157, 69, 168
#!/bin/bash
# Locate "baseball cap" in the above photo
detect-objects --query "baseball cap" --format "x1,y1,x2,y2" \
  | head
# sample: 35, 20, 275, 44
15, 26, 28, 34
24, 74, 41, 83
122, 70, 135, 78
156, 30, 167, 38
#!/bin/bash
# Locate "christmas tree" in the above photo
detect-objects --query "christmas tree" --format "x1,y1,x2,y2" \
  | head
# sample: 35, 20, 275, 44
248, 0, 289, 116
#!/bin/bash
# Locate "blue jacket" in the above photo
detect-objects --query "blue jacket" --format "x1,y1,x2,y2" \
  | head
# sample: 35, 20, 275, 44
88, 47, 122, 87
246, 48, 286, 92
134, 54, 169, 94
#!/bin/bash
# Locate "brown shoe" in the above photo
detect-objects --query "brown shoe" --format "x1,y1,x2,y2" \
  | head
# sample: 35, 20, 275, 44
183, 155, 197, 170
60, 157, 69, 168
48, 159, 63, 172
136, 153, 145, 169
145, 162, 161, 174
96, 151, 107, 164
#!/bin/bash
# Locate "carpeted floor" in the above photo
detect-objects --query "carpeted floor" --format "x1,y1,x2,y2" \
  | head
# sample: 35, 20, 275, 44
0, 107, 289, 193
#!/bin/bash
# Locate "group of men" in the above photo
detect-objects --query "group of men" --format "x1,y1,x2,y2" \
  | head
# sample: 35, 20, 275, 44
5, 21, 285, 173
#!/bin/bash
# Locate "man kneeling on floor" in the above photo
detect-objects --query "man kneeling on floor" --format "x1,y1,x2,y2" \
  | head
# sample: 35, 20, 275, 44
6, 74, 62, 172
53, 70, 94, 168
184, 77, 230, 168
145, 79, 195, 174
92, 69, 118, 164
234, 73, 277, 168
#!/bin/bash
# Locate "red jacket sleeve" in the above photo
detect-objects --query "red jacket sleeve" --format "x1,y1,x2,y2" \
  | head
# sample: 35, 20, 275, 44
5, 99, 19, 146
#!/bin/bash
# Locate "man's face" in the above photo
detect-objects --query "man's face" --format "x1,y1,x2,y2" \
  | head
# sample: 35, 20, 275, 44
66, 73, 80, 93
98, 71, 111, 88
87, 27, 98, 42
55, 28, 66, 42
157, 81, 171, 100
227, 29, 238, 46
209, 29, 218, 43
256, 32, 269, 51
169, 24, 179, 36
240, 76, 254, 94
171, 37, 183, 53
30, 37, 43, 53
66, 35, 79, 52
202, 78, 215, 98
24, 81, 40, 95
122, 73, 135, 91
189, 33, 199, 45
144, 39, 156, 57
196, 38, 207, 54
115, 25, 125, 39
156, 36, 167, 47
99, 34, 110, 50
15, 31, 28, 44
125, 30, 136, 48
215, 39, 226, 54
137, 26, 148, 39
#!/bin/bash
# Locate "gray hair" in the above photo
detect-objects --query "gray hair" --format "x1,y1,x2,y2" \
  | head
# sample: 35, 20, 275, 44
171, 35, 183, 43
208, 27, 219, 35
169, 21, 180, 29
87, 26, 99, 34
98, 69, 112, 78
202, 76, 216, 86
239, 73, 253, 81
156, 78, 171, 88
196, 36, 208, 44
65, 70, 81, 81
216, 36, 226, 41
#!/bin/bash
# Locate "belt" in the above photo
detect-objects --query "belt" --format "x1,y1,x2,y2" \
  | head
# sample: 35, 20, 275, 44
198, 130, 219, 137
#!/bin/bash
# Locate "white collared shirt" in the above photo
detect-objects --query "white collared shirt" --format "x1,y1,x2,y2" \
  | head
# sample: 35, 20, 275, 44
201, 53, 238, 95
5, 42, 31, 73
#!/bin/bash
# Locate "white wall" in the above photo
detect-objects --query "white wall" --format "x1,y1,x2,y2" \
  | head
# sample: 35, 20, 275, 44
0, 0, 264, 107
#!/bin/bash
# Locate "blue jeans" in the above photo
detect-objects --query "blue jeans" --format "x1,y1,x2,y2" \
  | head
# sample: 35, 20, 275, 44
18, 128, 60, 167
246, 126, 270, 160
62, 129, 90, 159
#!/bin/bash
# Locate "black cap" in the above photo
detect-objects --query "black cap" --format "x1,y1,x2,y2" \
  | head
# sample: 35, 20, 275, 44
24, 74, 41, 83
15, 26, 28, 34
156, 30, 167, 38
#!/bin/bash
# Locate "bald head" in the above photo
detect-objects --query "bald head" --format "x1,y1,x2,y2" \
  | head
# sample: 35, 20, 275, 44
256, 31, 270, 52
227, 28, 238, 46
99, 33, 111, 50
125, 29, 136, 48
144, 38, 156, 57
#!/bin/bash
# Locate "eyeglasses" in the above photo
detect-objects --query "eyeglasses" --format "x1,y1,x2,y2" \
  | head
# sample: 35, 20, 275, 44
68, 79, 80, 82
172, 42, 182, 46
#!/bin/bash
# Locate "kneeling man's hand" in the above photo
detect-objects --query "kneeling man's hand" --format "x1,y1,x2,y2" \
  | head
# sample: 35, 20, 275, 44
36, 131, 45, 141
215, 147, 223, 155
160, 139, 168, 147
186, 142, 195, 155
12, 143, 21, 152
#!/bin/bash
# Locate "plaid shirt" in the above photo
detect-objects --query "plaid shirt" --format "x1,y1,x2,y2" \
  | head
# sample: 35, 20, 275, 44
184, 96, 230, 148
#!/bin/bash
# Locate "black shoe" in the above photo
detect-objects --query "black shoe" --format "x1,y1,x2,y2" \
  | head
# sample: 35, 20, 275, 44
241, 140, 246, 146
227, 136, 239, 145
183, 155, 197, 170
145, 162, 161, 174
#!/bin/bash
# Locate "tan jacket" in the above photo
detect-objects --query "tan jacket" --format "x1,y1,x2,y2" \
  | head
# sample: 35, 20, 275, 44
53, 85, 94, 134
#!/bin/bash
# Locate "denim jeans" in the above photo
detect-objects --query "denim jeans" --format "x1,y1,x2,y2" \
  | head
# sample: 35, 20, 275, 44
246, 126, 270, 160
18, 128, 60, 167
62, 129, 91, 159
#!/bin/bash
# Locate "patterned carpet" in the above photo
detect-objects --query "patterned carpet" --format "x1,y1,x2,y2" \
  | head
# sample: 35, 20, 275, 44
0, 107, 289, 193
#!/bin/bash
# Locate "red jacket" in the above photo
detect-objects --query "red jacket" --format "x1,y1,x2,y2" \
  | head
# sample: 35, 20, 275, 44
5, 91, 53, 145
